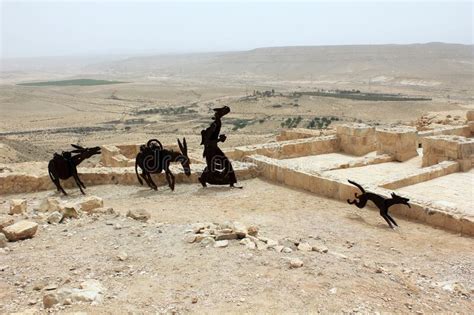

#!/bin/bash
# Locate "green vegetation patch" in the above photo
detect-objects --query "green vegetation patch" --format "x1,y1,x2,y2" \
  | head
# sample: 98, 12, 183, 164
18, 79, 127, 87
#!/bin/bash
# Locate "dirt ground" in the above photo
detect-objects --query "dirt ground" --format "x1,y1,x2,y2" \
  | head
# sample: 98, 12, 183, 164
0, 178, 472, 313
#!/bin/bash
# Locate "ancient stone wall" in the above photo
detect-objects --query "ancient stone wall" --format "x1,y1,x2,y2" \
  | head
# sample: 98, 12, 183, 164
276, 128, 334, 141
422, 135, 474, 171
376, 127, 418, 162
336, 124, 376, 156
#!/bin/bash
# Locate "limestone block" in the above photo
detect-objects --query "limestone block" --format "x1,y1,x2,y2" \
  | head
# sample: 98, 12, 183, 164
3, 220, 38, 241
337, 124, 376, 156
466, 110, 474, 121
9, 199, 27, 215
376, 127, 418, 161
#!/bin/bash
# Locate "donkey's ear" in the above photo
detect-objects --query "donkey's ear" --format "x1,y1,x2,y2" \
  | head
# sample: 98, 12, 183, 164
177, 138, 184, 153
183, 138, 187, 151
391, 192, 397, 198
70, 149, 82, 154
71, 144, 84, 150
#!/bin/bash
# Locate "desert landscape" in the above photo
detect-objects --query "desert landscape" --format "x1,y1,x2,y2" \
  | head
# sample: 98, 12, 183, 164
1, 43, 473, 313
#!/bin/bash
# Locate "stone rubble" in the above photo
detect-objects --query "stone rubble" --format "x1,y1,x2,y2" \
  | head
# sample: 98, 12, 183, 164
9, 199, 27, 215
2, 220, 38, 241
185, 222, 329, 260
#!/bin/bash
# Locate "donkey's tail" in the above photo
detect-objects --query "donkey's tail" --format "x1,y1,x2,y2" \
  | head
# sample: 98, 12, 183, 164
348, 179, 366, 194
135, 159, 143, 185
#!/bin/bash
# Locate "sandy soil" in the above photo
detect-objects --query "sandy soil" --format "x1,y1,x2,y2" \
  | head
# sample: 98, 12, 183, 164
0, 179, 472, 313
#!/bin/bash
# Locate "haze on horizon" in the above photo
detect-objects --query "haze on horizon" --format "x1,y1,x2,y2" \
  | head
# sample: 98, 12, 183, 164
1, 0, 473, 59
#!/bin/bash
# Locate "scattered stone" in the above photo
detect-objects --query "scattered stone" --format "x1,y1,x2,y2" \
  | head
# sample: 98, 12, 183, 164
126, 209, 151, 222
61, 205, 80, 219
256, 240, 268, 251
214, 240, 229, 248
32, 280, 48, 291
47, 211, 63, 224
79, 196, 104, 213
117, 252, 128, 261
247, 225, 259, 236
329, 287, 337, 294
240, 237, 256, 249
274, 245, 284, 252
231, 222, 248, 238
3, 220, 38, 241
0, 233, 7, 248
297, 242, 312, 252
215, 233, 238, 241
191, 297, 198, 304
191, 223, 207, 233
282, 247, 293, 253
0, 216, 14, 232
44, 283, 58, 291
114, 223, 122, 230
9, 199, 27, 215
312, 244, 328, 253
200, 236, 215, 247
184, 234, 197, 243
289, 258, 304, 269
43, 293, 59, 308
38, 197, 61, 212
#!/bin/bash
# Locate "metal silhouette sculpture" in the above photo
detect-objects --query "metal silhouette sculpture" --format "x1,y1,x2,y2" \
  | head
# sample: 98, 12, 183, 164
347, 180, 411, 228
198, 106, 240, 188
135, 138, 191, 191
48, 144, 101, 195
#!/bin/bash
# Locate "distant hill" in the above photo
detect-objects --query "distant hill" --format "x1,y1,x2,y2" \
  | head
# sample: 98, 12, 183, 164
90, 43, 473, 89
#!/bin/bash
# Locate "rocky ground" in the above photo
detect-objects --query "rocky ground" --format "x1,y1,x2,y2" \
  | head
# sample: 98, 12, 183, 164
0, 178, 472, 313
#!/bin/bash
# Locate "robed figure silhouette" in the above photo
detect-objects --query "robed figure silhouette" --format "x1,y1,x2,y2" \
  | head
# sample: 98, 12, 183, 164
198, 106, 240, 188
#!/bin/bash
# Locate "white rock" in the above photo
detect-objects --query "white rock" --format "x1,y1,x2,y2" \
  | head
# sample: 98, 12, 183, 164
312, 244, 329, 253
282, 247, 293, 253
214, 240, 229, 248
47, 211, 63, 224
289, 258, 304, 269
79, 196, 104, 213
3, 221, 38, 241
126, 209, 150, 222
274, 245, 284, 253
9, 199, 27, 215
61, 205, 80, 219
117, 252, 128, 261
38, 197, 61, 212
184, 234, 197, 243
297, 242, 313, 252
200, 236, 215, 247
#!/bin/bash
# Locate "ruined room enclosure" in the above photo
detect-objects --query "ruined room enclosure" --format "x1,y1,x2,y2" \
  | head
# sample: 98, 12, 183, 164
1, 111, 473, 236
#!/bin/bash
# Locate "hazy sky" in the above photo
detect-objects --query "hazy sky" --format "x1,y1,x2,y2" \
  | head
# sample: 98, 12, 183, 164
1, 0, 472, 58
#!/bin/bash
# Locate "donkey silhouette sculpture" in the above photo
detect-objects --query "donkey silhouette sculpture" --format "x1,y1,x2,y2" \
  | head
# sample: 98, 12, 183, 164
347, 179, 411, 228
135, 138, 191, 191
198, 106, 240, 188
48, 144, 101, 195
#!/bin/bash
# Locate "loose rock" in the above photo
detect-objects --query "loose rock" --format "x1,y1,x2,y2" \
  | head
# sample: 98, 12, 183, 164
0, 217, 14, 232
9, 199, 27, 215
247, 225, 259, 236
297, 242, 312, 252
47, 211, 63, 224
61, 205, 80, 219
3, 220, 38, 241
126, 209, 151, 222
289, 258, 304, 269
79, 196, 104, 213
43, 293, 59, 308
214, 240, 229, 248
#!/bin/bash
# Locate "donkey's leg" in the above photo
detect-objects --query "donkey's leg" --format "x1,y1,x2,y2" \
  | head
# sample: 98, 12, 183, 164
72, 173, 85, 194
147, 173, 158, 190
56, 179, 68, 196
165, 170, 175, 191
140, 171, 153, 189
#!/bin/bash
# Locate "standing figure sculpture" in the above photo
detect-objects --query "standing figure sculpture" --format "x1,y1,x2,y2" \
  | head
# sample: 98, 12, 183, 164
48, 144, 101, 195
199, 106, 240, 188
135, 138, 191, 191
